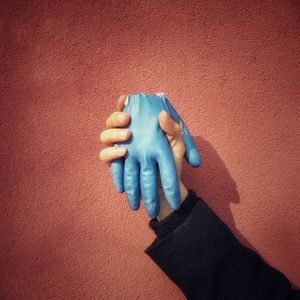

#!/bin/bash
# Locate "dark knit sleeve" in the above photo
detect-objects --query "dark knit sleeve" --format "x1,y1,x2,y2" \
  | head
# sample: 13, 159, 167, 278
145, 190, 299, 300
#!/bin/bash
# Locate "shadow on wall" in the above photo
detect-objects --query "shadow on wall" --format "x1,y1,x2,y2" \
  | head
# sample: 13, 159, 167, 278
184, 136, 300, 289
182, 135, 257, 253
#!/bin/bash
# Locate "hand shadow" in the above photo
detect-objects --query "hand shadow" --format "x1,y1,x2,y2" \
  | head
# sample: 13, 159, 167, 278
182, 135, 257, 252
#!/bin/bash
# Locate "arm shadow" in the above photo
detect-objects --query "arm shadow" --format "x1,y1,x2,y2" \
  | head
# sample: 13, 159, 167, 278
182, 135, 257, 252
183, 135, 299, 289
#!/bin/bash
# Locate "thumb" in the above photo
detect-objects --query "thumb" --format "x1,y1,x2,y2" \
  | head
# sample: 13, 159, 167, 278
159, 110, 181, 138
159, 111, 185, 182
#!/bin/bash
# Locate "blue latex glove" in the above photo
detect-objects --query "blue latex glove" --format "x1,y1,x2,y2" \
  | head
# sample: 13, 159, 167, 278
111, 92, 201, 218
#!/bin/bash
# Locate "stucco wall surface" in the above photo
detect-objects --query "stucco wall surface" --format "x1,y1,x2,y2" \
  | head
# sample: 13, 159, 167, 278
1, 1, 299, 299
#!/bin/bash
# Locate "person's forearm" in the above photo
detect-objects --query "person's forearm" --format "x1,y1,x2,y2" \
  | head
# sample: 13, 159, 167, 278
146, 191, 299, 299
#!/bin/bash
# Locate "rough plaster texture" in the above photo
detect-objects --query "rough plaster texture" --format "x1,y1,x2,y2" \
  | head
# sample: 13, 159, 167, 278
1, 0, 299, 299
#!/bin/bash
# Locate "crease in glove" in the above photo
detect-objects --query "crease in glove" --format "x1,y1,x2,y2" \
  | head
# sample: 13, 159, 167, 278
111, 92, 201, 218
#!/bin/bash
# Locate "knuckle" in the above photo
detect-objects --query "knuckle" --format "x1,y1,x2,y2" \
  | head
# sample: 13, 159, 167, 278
99, 131, 105, 142
105, 112, 117, 128
174, 123, 181, 133
99, 151, 104, 161
105, 118, 110, 128
99, 148, 110, 161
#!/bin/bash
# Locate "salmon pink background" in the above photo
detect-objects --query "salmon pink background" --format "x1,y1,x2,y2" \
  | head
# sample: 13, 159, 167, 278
1, 1, 299, 299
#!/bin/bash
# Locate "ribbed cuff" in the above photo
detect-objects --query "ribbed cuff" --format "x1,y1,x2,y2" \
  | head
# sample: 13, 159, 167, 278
148, 190, 199, 240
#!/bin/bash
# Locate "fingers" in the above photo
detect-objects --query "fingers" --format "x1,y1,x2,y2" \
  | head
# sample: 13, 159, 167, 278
124, 157, 140, 210
157, 147, 181, 210
140, 159, 159, 218
105, 111, 130, 129
117, 95, 128, 111
111, 158, 125, 193
99, 146, 127, 163
104, 94, 129, 194
100, 128, 131, 146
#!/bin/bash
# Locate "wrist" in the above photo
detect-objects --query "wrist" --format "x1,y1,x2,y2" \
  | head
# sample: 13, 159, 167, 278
179, 181, 188, 203
158, 181, 188, 221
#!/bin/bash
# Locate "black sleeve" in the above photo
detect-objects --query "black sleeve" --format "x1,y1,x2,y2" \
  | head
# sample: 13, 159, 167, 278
145, 190, 300, 300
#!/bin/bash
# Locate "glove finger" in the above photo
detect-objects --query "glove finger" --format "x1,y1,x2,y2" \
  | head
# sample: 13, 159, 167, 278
111, 158, 124, 192
124, 156, 140, 210
140, 159, 159, 219
164, 98, 201, 168
157, 147, 181, 210
181, 125, 201, 167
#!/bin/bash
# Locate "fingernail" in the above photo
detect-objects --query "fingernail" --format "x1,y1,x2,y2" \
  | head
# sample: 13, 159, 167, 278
119, 130, 129, 138
116, 147, 126, 154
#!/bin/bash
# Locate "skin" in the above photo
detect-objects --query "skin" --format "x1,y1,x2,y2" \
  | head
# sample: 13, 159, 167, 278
99, 95, 188, 220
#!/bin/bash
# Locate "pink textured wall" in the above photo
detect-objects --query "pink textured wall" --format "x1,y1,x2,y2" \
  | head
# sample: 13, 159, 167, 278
1, 1, 299, 299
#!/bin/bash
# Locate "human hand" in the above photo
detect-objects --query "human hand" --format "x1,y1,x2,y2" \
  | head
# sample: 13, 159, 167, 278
100, 94, 199, 220
99, 96, 131, 165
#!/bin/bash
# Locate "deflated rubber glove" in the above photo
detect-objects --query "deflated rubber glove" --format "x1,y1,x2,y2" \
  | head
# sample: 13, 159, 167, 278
111, 92, 201, 218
